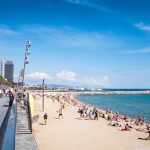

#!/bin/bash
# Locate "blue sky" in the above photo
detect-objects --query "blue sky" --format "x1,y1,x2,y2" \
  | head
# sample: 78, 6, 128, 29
0, 0, 150, 88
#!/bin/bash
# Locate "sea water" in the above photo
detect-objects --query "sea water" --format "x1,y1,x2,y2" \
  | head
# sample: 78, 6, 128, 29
78, 94, 150, 122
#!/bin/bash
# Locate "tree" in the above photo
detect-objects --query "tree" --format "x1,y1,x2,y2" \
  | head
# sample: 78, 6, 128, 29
0, 75, 10, 86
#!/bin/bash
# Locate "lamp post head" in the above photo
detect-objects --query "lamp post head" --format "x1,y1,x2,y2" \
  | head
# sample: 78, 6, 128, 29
26, 41, 31, 48
25, 60, 29, 64
26, 41, 31, 45
26, 52, 30, 55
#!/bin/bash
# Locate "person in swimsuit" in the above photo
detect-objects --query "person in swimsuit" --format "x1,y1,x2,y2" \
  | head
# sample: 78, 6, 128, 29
94, 110, 98, 120
80, 108, 83, 118
121, 123, 130, 131
44, 113, 48, 125
59, 107, 63, 119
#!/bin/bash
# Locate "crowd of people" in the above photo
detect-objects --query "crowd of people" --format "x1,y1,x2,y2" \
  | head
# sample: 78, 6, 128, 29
0, 87, 16, 106
33, 91, 150, 140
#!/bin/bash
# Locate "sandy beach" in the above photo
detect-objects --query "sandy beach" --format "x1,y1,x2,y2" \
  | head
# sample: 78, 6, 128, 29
32, 92, 150, 150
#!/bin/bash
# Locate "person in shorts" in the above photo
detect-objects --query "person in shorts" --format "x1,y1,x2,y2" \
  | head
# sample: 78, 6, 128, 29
44, 113, 48, 125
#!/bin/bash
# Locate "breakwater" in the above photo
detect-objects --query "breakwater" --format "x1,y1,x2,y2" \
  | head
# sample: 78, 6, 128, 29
32, 90, 150, 96
75, 90, 150, 96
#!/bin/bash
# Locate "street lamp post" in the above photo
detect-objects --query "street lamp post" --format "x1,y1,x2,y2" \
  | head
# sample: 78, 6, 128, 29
42, 79, 45, 112
22, 41, 31, 85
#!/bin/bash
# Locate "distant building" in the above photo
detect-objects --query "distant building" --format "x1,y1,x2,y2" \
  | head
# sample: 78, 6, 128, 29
4, 61, 14, 83
0, 59, 4, 77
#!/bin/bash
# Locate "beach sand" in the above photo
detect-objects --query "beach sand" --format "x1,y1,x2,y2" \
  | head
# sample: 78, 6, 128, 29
32, 93, 150, 150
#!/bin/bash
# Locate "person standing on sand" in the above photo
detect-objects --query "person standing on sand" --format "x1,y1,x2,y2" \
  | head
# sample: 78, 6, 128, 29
147, 124, 150, 140
58, 107, 63, 119
94, 110, 98, 120
44, 113, 48, 125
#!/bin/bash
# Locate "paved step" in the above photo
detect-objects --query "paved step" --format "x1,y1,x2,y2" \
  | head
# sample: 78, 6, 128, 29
15, 95, 38, 150
15, 134, 38, 150
16, 102, 31, 135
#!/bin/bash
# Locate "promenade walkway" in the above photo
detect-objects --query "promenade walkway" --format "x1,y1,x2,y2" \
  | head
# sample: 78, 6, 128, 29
0, 96, 10, 149
0, 96, 9, 128
0, 93, 38, 150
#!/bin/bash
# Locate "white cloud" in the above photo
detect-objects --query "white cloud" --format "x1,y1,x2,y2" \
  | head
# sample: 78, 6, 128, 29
63, 0, 112, 12
24, 71, 110, 87
56, 70, 77, 81
77, 75, 110, 87
82, 77, 97, 85
99, 75, 110, 86
141, 47, 150, 53
135, 22, 150, 32
124, 47, 150, 54
0, 26, 18, 35
21, 25, 123, 49
55, 70, 110, 87
26, 72, 52, 80
22, 25, 58, 35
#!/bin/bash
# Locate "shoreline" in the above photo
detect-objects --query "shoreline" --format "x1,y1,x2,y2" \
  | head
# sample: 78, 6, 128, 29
32, 90, 150, 122
31, 90, 150, 150
76, 95, 150, 123
74, 94, 149, 124
32, 90, 150, 125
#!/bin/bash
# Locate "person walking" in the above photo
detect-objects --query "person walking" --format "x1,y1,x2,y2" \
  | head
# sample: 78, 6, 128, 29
0, 89, 3, 98
44, 113, 48, 125
9, 90, 14, 107
94, 110, 98, 120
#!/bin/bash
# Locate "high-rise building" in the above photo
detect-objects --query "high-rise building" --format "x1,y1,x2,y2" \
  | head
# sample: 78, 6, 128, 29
0, 59, 4, 77
0, 60, 3, 76
4, 61, 14, 83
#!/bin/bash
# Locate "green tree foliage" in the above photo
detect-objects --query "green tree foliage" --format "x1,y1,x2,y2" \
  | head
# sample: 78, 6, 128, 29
0, 75, 10, 85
